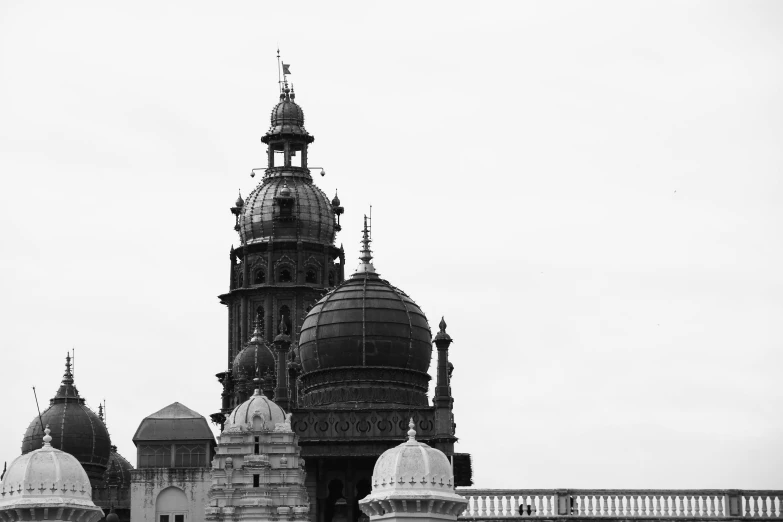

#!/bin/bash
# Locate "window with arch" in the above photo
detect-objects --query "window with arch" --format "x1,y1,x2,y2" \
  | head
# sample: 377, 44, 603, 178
174, 444, 207, 468
254, 269, 266, 284
305, 267, 317, 284
279, 305, 292, 335
279, 267, 292, 283
139, 445, 170, 468
155, 486, 188, 522
328, 272, 335, 286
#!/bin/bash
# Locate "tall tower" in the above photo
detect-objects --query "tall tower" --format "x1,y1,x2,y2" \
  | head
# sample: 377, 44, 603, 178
215, 80, 345, 423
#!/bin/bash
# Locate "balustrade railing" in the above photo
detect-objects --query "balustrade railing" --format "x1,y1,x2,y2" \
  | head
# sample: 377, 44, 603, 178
456, 489, 783, 519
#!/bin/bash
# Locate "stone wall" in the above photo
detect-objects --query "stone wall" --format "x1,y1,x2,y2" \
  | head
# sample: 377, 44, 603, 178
130, 469, 211, 522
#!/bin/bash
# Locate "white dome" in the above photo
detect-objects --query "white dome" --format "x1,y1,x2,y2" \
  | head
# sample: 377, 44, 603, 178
371, 420, 454, 493
359, 420, 467, 521
225, 390, 288, 431
0, 427, 103, 522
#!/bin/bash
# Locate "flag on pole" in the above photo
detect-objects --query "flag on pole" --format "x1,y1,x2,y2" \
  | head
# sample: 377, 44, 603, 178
282, 63, 291, 75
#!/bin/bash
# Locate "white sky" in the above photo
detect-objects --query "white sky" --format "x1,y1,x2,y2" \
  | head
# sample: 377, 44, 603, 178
1, 1, 782, 489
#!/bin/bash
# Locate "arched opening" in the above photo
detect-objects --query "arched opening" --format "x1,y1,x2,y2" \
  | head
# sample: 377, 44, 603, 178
155, 486, 188, 522
328, 272, 335, 286
354, 478, 372, 522
279, 268, 292, 283
324, 480, 345, 522
279, 305, 292, 335
305, 267, 317, 284
254, 269, 266, 284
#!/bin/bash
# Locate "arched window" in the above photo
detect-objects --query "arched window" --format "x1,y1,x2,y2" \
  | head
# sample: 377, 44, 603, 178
254, 270, 266, 284
305, 268, 317, 284
155, 486, 188, 522
174, 444, 207, 468
139, 445, 169, 468
279, 268, 292, 283
328, 272, 335, 286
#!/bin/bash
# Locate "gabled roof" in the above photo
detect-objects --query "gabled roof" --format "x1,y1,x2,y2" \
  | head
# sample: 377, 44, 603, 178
132, 402, 215, 444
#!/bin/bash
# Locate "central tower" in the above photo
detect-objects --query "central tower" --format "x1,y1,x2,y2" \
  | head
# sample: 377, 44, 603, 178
215, 81, 345, 423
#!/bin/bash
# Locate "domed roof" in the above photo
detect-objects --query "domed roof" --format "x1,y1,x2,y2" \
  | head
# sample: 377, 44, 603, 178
238, 176, 335, 245
359, 420, 467, 519
1, 427, 104, 522
102, 447, 133, 488
261, 88, 310, 140
21, 356, 111, 483
233, 323, 276, 379
371, 420, 455, 492
225, 390, 287, 432
297, 224, 432, 407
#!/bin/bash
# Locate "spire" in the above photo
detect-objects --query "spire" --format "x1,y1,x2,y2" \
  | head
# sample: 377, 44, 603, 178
353, 215, 377, 276
98, 404, 104, 421
53, 353, 84, 403
407, 418, 417, 442
434, 316, 452, 342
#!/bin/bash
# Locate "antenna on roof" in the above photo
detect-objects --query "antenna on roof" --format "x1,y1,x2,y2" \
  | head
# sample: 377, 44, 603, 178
32, 387, 44, 432
277, 47, 282, 93
72, 347, 75, 380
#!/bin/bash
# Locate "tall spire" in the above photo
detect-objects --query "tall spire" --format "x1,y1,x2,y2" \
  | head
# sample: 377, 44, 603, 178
354, 215, 377, 276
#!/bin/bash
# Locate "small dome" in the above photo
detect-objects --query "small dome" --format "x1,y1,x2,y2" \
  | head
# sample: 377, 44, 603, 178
102, 447, 133, 487
133, 402, 215, 443
225, 390, 287, 431
1, 427, 104, 522
233, 324, 276, 380
372, 420, 454, 492
280, 183, 292, 197
331, 192, 340, 207
261, 98, 309, 139
21, 356, 111, 483
235, 192, 244, 207
106, 509, 120, 522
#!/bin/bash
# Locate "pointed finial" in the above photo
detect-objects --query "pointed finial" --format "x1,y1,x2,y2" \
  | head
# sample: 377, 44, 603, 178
439, 317, 447, 333
279, 315, 288, 335
43, 425, 52, 446
98, 404, 104, 421
236, 190, 244, 207
63, 353, 74, 384
407, 418, 416, 441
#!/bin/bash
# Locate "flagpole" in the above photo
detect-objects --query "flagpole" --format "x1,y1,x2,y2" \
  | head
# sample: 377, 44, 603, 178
277, 48, 282, 93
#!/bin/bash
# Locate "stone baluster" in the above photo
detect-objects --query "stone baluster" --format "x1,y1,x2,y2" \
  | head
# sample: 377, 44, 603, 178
512, 495, 519, 517
479, 495, 486, 517
745, 494, 752, 517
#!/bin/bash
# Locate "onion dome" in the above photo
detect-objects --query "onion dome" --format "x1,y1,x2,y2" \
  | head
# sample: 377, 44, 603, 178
1, 427, 104, 522
358, 420, 467, 519
225, 389, 287, 432
106, 508, 120, 522
298, 219, 432, 408
232, 322, 276, 383
235, 191, 244, 208
331, 191, 340, 207
21, 355, 111, 484
238, 176, 335, 245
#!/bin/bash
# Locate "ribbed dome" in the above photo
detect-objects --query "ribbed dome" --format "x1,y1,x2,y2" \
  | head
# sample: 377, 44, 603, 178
102, 447, 133, 487
1, 427, 104, 522
299, 274, 432, 373
371, 420, 455, 492
238, 176, 335, 245
233, 324, 276, 379
297, 236, 432, 407
225, 390, 287, 431
21, 356, 111, 483
359, 421, 467, 520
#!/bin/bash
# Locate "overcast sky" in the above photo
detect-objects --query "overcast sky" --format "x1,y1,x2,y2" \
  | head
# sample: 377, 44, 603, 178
1, 1, 782, 489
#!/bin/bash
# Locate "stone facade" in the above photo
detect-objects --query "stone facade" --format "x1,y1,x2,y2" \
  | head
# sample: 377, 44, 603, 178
206, 390, 309, 522
129, 469, 211, 522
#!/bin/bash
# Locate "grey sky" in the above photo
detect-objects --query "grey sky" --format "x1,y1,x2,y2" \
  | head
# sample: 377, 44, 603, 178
1, 1, 781, 488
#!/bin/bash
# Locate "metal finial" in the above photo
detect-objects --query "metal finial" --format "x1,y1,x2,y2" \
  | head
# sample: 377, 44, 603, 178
98, 404, 104, 421
439, 317, 447, 333
407, 418, 416, 441
359, 215, 373, 264
63, 353, 74, 384
43, 425, 52, 446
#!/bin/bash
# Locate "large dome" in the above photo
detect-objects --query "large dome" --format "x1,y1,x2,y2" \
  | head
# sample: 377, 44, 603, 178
238, 176, 335, 245
21, 356, 111, 483
1, 427, 104, 522
297, 238, 432, 407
